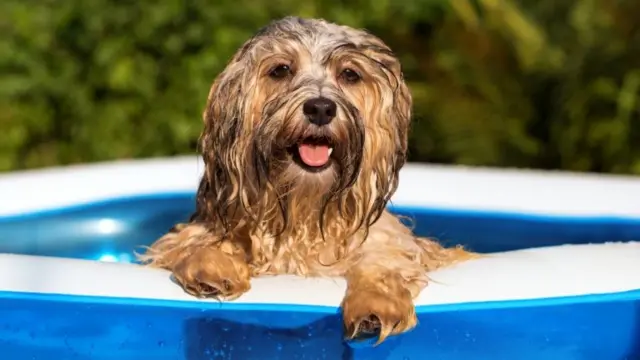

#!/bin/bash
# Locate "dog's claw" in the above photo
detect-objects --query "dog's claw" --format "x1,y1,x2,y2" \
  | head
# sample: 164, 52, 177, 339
347, 314, 382, 340
172, 247, 251, 301
184, 280, 223, 298
342, 287, 417, 345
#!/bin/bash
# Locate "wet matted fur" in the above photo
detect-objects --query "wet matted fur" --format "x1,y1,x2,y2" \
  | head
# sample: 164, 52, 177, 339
139, 16, 477, 344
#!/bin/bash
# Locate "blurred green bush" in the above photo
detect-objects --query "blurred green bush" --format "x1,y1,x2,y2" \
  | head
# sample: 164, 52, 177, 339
1, 0, 639, 173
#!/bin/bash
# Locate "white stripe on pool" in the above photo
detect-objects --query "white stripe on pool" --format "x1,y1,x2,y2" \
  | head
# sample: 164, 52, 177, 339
1, 242, 638, 307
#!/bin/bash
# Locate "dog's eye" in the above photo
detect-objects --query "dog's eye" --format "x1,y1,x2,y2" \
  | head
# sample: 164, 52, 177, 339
340, 68, 361, 83
269, 64, 292, 79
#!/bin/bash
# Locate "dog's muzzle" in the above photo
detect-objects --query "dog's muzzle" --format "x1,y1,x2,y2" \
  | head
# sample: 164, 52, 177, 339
296, 97, 337, 168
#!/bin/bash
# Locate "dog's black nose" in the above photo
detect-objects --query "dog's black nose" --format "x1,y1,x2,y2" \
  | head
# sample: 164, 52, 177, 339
303, 97, 337, 126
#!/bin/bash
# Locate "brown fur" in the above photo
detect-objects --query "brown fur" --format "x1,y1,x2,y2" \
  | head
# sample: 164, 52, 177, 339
138, 16, 477, 344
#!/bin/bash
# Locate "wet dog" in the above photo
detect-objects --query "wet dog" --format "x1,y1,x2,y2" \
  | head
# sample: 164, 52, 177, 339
140, 16, 475, 343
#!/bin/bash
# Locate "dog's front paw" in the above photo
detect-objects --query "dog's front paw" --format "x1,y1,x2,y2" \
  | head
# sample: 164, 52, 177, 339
341, 286, 417, 344
172, 247, 251, 300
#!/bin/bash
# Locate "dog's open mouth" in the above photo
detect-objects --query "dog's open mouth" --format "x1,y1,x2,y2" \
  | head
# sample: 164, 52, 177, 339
294, 137, 334, 168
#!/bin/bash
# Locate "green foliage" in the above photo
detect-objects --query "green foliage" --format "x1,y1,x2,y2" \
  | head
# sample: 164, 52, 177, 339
1, 0, 639, 173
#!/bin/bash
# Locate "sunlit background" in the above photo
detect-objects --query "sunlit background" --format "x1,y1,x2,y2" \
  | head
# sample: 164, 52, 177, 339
3, 0, 639, 173
1, 0, 639, 263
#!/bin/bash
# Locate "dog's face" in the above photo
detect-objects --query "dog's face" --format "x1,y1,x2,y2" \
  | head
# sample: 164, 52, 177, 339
197, 17, 411, 234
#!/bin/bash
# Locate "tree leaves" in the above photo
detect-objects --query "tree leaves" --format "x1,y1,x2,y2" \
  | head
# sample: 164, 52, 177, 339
0, 0, 638, 174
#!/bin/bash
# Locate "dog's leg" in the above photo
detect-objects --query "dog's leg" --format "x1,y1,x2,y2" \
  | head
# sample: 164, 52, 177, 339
138, 223, 251, 300
341, 256, 421, 344
341, 212, 476, 344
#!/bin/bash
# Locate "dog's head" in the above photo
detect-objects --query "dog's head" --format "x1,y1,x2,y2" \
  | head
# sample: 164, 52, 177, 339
196, 17, 411, 237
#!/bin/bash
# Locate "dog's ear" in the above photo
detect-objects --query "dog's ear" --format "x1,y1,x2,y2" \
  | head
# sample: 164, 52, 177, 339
363, 43, 412, 138
388, 61, 412, 173
194, 55, 252, 232
357, 34, 412, 162
356, 39, 413, 227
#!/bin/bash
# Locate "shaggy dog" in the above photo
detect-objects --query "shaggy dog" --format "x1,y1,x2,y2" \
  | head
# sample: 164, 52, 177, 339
139, 16, 475, 344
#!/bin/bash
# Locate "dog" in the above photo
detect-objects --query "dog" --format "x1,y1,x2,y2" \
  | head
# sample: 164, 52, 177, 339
139, 16, 476, 344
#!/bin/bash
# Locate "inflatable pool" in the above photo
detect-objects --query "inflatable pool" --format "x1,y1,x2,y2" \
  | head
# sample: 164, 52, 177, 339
0, 156, 639, 360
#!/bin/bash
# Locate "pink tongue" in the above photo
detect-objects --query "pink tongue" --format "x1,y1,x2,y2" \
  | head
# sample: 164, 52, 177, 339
298, 144, 330, 167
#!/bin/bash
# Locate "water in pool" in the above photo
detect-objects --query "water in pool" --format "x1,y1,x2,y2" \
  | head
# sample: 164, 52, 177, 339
0, 192, 638, 261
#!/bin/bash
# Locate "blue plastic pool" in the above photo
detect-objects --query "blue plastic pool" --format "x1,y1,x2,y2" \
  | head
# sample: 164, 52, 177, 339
0, 159, 639, 360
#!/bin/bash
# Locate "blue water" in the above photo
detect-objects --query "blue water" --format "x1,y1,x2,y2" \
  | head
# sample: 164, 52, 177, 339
0, 193, 639, 359
0, 192, 639, 261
